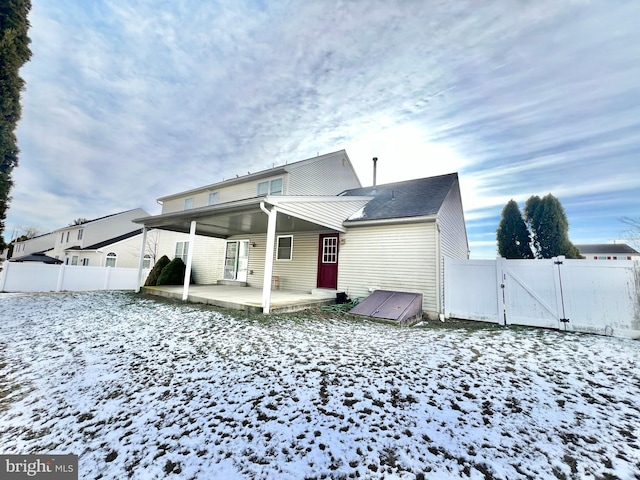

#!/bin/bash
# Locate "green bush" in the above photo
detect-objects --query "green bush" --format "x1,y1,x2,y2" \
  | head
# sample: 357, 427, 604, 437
156, 257, 187, 286
144, 255, 171, 286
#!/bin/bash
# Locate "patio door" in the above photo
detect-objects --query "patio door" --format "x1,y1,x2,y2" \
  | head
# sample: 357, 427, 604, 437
224, 240, 249, 281
317, 234, 339, 289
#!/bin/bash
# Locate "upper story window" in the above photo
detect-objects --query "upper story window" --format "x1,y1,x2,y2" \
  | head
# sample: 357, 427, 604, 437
65, 231, 70, 243
184, 198, 194, 210
60, 232, 64, 243
208, 192, 219, 206
257, 178, 283, 196
77, 229, 84, 240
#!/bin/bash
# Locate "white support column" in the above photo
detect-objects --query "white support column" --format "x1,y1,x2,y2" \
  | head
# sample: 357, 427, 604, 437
0, 260, 10, 292
261, 204, 278, 314
182, 220, 196, 301
135, 227, 148, 293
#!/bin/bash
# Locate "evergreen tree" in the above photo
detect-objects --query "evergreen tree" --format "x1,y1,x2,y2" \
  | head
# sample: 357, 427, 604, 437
0, 0, 32, 250
497, 199, 534, 259
524, 194, 581, 259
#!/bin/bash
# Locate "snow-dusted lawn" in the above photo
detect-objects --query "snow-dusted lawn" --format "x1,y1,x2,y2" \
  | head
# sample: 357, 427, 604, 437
1, 292, 639, 480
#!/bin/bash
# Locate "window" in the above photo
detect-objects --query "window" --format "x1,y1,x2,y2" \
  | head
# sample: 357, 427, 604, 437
322, 236, 338, 263
82, 258, 89, 266
105, 252, 117, 267
60, 233, 64, 243
208, 192, 219, 205
257, 178, 283, 196
143, 254, 151, 269
184, 197, 193, 210
77, 229, 83, 240
65, 231, 70, 243
175, 242, 189, 262
276, 235, 293, 261
71, 255, 79, 266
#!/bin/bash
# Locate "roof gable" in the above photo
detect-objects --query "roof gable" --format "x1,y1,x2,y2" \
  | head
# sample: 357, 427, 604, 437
341, 173, 458, 222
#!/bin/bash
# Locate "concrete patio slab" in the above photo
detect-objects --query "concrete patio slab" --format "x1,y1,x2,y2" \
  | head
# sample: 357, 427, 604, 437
140, 284, 336, 314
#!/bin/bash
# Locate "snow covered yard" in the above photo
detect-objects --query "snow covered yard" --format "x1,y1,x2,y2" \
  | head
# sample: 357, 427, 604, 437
0, 292, 639, 480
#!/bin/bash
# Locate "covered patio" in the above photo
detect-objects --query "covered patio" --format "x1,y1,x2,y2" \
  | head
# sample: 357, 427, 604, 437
134, 195, 371, 313
140, 284, 336, 314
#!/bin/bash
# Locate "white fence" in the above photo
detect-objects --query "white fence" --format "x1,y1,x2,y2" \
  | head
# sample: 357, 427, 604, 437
444, 257, 640, 339
0, 261, 149, 293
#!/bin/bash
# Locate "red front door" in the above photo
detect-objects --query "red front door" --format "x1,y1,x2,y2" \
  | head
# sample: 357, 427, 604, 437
317, 234, 339, 289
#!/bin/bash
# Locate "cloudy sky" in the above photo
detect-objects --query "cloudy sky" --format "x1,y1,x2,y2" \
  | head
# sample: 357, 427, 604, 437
6, 0, 640, 258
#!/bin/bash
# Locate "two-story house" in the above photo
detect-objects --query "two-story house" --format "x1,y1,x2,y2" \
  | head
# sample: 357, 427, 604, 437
41, 208, 151, 267
135, 150, 469, 317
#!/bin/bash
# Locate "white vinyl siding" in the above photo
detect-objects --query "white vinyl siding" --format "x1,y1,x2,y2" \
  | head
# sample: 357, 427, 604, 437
287, 152, 361, 195
231, 231, 326, 293
154, 230, 226, 284
438, 178, 469, 260
337, 222, 437, 313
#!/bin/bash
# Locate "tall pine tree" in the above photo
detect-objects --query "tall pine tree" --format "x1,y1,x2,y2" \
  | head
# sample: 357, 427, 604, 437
0, 0, 32, 250
497, 199, 534, 259
524, 194, 581, 259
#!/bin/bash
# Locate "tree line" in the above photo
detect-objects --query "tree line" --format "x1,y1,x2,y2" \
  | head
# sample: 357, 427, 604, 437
496, 194, 582, 259
0, 0, 32, 251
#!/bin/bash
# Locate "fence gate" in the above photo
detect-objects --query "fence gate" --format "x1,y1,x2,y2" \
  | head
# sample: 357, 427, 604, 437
444, 256, 640, 339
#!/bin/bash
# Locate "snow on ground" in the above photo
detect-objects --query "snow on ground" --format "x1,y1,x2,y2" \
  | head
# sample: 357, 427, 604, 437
0, 292, 639, 480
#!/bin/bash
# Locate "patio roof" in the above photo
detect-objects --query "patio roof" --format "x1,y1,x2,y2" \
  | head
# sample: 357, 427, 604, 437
133, 195, 372, 237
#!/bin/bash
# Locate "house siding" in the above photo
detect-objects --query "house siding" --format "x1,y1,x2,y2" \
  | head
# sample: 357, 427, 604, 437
287, 152, 361, 195
228, 230, 331, 293
436, 178, 469, 315
337, 222, 438, 314
161, 174, 291, 214
438, 178, 469, 260
155, 230, 226, 284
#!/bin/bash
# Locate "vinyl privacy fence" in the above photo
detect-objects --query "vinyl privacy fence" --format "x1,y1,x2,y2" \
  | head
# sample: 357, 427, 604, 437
0, 261, 150, 293
444, 256, 640, 339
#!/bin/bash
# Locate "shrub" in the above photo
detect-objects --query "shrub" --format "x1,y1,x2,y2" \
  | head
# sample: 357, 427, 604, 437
144, 255, 171, 286
156, 257, 187, 286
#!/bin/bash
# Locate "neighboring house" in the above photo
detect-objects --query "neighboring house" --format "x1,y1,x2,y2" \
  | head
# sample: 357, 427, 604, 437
8, 252, 63, 264
10, 208, 151, 267
576, 243, 640, 261
134, 150, 469, 318
7, 231, 58, 259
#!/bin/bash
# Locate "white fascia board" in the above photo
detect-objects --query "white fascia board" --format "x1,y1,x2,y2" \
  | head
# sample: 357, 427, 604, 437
266, 195, 373, 204
272, 205, 347, 233
343, 214, 438, 228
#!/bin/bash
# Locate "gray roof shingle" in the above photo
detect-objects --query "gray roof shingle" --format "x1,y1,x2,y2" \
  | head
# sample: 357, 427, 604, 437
340, 173, 458, 222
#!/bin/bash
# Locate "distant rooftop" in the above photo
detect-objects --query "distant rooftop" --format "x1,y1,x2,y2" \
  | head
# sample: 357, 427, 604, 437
576, 243, 639, 255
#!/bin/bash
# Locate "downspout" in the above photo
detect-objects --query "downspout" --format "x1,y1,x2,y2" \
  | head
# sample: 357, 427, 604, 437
435, 219, 444, 321
182, 220, 196, 301
260, 202, 278, 314
135, 227, 148, 293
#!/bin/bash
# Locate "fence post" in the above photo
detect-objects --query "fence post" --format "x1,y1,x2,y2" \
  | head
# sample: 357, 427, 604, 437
495, 257, 506, 325
56, 264, 65, 292
0, 261, 9, 291
103, 266, 112, 290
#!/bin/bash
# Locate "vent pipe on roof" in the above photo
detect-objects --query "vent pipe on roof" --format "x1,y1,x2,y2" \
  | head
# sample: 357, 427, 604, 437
371, 157, 378, 195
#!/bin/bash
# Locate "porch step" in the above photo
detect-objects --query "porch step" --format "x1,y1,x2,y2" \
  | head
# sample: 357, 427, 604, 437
311, 288, 338, 297
217, 280, 247, 287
